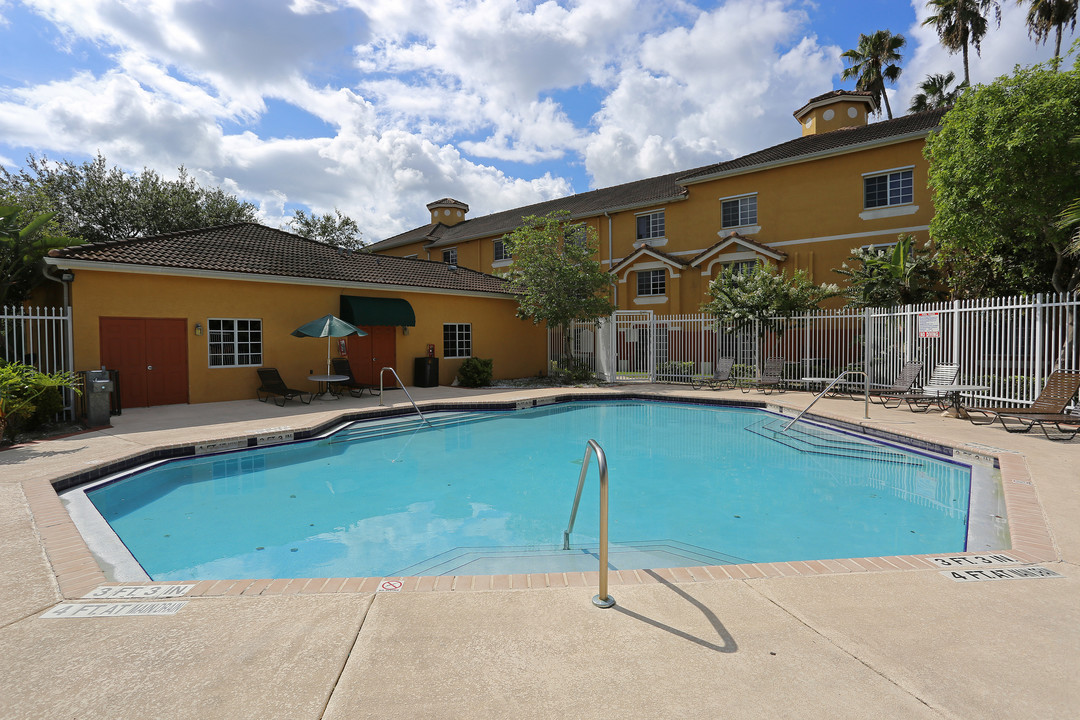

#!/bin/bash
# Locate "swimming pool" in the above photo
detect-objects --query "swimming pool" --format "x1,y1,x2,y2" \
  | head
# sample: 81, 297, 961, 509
83, 400, 972, 581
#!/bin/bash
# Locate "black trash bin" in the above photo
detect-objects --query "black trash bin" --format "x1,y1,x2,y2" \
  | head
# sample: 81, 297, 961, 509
414, 357, 439, 387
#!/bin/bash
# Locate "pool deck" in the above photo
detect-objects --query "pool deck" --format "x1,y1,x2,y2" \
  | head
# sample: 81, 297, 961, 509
1, 384, 1077, 719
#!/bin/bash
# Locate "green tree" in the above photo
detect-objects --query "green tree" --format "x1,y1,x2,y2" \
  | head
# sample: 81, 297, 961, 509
1062, 136, 1080, 256
925, 57, 1080, 295
833, 235, 946, 307
285, 208, 364, 251
503, 210, 615, 374
922, 1, 1000, 86
0, 153, 257, 245
701, 262, 839, 364
909, 71, 966, 112
841, 30, 907, 119
1020, 0, 1078, 61
0, 206, 76, 307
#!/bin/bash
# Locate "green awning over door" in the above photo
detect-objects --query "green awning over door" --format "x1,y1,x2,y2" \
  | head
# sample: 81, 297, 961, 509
339, 295, 416, 327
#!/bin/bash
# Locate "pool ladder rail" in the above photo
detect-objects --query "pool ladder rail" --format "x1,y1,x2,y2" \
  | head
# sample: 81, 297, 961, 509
782, 369, 870, 432
563, 439, 615, 609
378, 366, 432, 427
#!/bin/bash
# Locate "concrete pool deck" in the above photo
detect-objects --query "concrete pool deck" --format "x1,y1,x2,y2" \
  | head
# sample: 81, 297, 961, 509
1, 384, 1076, 718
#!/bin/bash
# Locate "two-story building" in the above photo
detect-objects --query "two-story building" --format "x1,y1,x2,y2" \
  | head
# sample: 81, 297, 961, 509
369, 91, 945, 314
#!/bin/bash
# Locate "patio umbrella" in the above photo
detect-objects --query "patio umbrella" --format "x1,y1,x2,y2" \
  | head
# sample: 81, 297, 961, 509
291, 314, 367, 375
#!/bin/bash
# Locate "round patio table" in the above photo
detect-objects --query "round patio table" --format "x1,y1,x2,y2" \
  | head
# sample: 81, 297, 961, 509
308, 374, 349, 400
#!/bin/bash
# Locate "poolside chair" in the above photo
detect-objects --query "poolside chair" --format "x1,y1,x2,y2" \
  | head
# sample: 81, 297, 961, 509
330, 357, 375, 397
864, 361, 924, 405
690, 357, 737, 391
739, 357, 786, 394
255, 368, 312, 407
967, 370, 1080, 434
877, 362, 959, 411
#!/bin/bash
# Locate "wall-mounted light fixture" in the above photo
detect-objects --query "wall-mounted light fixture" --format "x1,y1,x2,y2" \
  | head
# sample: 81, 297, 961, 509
402, 326, 409, 335
194, 322, 203, 336
60, 272, 74, 282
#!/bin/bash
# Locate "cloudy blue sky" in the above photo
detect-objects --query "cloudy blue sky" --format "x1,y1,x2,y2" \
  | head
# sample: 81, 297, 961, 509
0, 0, 1073, 242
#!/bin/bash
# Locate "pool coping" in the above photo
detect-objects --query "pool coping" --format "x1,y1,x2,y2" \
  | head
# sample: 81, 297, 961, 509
25, 389, 1059, 600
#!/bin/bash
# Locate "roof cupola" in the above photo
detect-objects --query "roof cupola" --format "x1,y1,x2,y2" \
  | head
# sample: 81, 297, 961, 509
426, 198, 469, 227
793, 90, 877, 136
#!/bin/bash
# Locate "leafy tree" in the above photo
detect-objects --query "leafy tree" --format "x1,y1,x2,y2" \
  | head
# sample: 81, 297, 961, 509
285, 208, 364, 251
701, 262, 839, 364
1020, 0, 1078, 61
841, 30, 907, 119
909, 71, 966, 112
1062, 136, 1080, 256
925, 57, 1080, 294
503, 210, 615, 373
833, 235, 946, 307
923, 1, 1000, 86
0, 205, 76, 307
0, 153, 257, 245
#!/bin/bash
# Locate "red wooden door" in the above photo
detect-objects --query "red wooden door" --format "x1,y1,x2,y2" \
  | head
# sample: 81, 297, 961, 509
345, 326, 397, 387
100, 318, 188, 407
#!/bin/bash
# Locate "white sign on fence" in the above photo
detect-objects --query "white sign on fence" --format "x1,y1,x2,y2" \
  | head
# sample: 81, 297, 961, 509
917, 312, 941, 338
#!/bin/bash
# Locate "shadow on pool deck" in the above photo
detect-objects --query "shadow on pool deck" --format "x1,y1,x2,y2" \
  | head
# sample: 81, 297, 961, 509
1, 384, 1077, 719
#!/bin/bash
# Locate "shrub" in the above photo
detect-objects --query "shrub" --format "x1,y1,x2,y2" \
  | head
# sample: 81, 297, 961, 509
549, 358, 595, 384
0, 361, 80, 440
457, 357, 494, 387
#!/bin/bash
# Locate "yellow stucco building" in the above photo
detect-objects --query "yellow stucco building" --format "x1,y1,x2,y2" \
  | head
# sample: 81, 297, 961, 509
42, 224, 546, 406
369, 91, 945, 314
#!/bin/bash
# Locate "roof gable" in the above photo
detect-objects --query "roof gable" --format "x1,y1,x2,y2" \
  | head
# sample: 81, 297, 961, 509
689, 232, 787, 268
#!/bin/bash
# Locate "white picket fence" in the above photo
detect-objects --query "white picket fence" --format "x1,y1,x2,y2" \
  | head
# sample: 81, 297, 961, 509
549, 293, 1080, 409
1, 305, 75, 418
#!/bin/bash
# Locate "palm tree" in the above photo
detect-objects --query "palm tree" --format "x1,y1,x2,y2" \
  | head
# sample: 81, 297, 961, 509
1020, 0, 1079, 61
908, 71, 966, 112
841, 30, 907, 120
922, 1, 1000, 86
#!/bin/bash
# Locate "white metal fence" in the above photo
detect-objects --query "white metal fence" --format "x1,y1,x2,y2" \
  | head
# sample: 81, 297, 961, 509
1, 304, 75, 417
549, 293, 1080, 409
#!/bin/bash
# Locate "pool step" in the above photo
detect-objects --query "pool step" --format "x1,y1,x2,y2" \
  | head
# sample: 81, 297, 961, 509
747, 419, 923, 466
328, 411, 498, 443
392, 540, 751, 577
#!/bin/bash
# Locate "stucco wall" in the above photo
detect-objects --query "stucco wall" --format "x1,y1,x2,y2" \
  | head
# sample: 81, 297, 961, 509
68, 270, 546, 403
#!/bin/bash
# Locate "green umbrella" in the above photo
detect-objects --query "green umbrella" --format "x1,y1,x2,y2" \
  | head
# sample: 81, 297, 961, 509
291, 314, 367, 375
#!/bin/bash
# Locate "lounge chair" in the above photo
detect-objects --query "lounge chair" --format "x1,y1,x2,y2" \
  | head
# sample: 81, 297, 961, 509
863, 361, 924, 404
877, 362, 959, 411
256, 368, 312, 407
967, 370, 1080, 432
690, 357, 736, 391
740, 357, 786, 394
987, 412, 1080, 441
330, 357, 375, 397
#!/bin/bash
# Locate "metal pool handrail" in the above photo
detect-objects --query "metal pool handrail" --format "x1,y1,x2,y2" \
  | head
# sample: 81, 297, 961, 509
563, 439, 615, 609
782, 370, 869, 432
378, 366, 432, 426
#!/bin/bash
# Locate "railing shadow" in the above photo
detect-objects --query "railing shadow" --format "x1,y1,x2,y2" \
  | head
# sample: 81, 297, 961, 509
612, 569, 738, 654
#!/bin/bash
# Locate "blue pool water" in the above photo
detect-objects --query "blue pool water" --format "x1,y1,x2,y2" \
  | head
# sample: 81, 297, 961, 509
87, 401, 971, 580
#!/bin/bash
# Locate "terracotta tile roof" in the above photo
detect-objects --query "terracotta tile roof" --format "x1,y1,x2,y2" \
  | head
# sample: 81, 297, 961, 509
792, 90, 877, 119
371, 108, 945, 253
369, 168, 695, 251
48, 223, 513, 295
689, 232, 788, 266
678, 107, 946, 184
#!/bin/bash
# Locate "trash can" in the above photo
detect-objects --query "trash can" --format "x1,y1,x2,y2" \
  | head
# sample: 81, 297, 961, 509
85, 369, 114, 427
414, 357, 439, 387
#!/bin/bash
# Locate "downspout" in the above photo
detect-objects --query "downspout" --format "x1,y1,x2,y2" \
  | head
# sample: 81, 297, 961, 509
41, 264, 76, 420
604, 211, 616, 307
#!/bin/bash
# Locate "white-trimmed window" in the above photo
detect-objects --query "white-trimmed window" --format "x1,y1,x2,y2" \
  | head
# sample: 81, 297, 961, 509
864, 169, 913, 208
493, 239, 511, 261
443, 323, 472, 358
637, 269, 666, 296
442, 248, 457, 264
721, 195, 757, 228
725, 260, 757, 276
636, 211, 665, 240
208, 318, 262, 367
